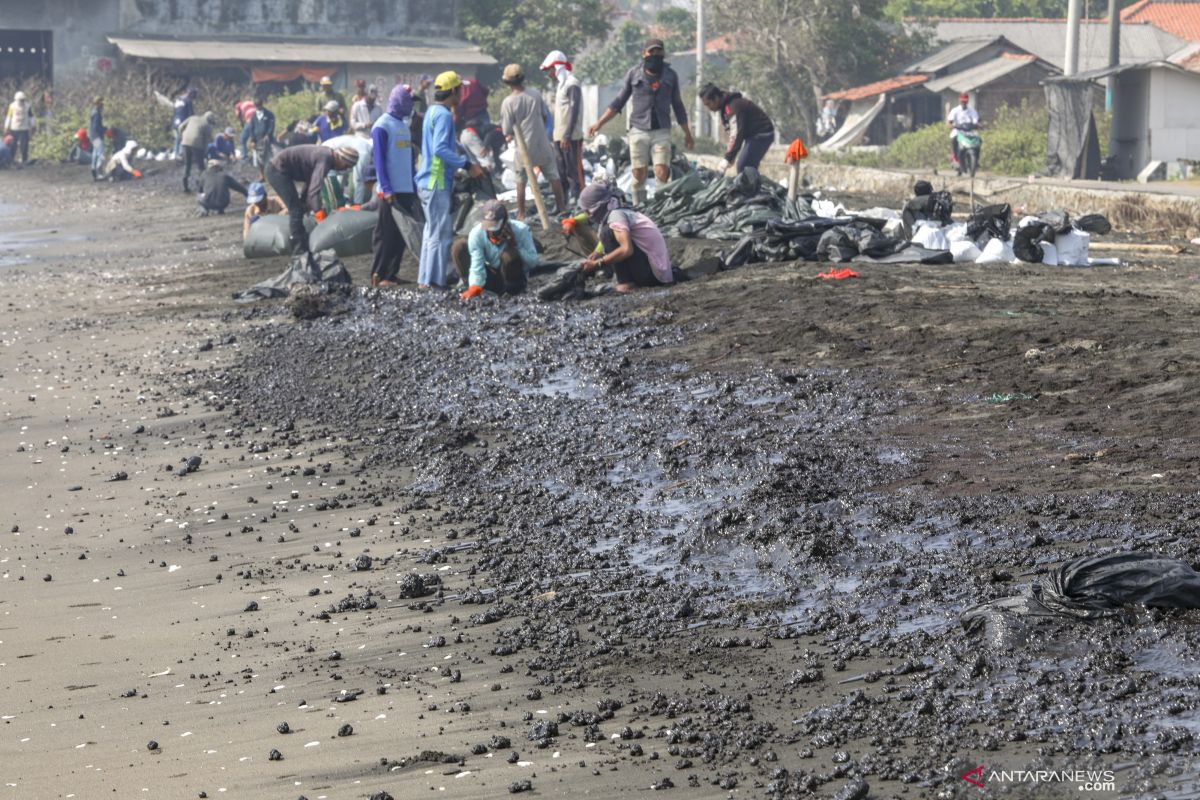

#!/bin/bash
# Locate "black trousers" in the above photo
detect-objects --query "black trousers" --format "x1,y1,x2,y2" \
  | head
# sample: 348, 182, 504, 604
556, 139, 585, 200
600, 226, 663, 288
182, 145, 203, 191
265, 162, 309, 255
11, 130, 29, 163
371, 193, 423, 282
450, 238, 527, 294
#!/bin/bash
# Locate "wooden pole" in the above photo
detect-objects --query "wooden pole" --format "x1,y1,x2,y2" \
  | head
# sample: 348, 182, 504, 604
512, 127, 552, 231
788, 161, 801, 201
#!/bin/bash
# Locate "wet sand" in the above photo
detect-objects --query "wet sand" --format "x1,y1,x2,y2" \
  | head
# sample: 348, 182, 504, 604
2, 164, 1200, 799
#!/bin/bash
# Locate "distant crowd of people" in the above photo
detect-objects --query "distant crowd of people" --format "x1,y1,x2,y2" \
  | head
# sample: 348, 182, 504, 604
3, 38, 780, 297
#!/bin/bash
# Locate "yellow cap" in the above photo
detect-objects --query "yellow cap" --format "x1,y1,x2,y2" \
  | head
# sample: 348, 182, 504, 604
434, 71, 462, 91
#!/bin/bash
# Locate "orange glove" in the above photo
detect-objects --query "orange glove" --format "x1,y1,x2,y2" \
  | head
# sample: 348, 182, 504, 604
132, 169, 143, 179
459, 285, 484, 301
314, 209, 327, 223
561, 217, 577, 236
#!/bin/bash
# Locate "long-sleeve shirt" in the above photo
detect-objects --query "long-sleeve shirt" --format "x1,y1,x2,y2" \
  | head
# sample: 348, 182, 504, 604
719, 93, 774, 161
88, 107, 104, 141
207, 137, 236, 160
249, 108, 275, 144
350, 99, 383, 137
553, 74, 583, 142
180, 114, 215, 149
465, 221, 538, 288
415, 104, 466, 192
372, 112, 415, 197
270, 144, 336, 213
172, 95, 193, 129
608, 64, 687, 132
4, 101, 31, 132
197, 168, 248, 210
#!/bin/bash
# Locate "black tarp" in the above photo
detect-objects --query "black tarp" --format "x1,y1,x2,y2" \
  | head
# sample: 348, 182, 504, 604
962, 551, 1200, 647
234, 250, 352, 302
1044, 82, 1101, 180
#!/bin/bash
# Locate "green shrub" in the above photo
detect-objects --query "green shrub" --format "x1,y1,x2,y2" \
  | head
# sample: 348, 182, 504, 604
831, 99, 1052, 176
0, 68, 308, 163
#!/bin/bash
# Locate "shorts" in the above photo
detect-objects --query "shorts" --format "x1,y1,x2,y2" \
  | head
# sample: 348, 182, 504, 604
530, 153, 556, 181
628, 128, 672, 170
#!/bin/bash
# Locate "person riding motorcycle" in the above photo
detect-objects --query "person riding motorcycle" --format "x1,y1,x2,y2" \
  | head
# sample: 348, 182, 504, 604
947, 92, 980, 174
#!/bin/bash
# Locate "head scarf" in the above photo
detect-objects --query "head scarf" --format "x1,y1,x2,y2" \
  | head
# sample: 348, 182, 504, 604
578, 182, 619, 226
540, 50, 573, 85
387, 83, 413, 119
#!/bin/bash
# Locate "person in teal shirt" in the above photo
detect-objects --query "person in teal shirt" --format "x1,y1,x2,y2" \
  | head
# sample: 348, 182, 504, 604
454, 200, 537, 298
415, 71, 483, 288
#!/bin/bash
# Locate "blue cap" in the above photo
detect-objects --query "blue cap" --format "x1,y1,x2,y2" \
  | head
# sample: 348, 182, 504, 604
247, 182, 266, 204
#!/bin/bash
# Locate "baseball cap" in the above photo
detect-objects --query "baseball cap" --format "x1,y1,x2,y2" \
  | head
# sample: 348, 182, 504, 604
247, 182, 266, 204
960, 92, 970, 101
434, 71, 462, 91
481, 200, 508, 232
501, 64, 525, 84
644, 38, 665, 52
320, 76, 333, 86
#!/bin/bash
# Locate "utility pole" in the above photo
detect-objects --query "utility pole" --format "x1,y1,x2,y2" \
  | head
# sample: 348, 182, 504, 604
694, 0, 706, 141
1107, 0, 1121, 110
1065, 0, 1082, 76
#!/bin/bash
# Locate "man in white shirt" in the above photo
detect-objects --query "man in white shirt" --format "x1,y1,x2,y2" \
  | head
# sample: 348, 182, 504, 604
947, 92, 979, 167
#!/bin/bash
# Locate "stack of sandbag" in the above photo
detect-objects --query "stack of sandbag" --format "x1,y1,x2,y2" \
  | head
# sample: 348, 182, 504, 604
1013, 211, 1113, 266
308, 209, 377, 257
244, 215, 316, 259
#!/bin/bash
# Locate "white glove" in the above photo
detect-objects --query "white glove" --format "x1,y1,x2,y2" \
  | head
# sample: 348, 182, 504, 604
717, 159, 730, 172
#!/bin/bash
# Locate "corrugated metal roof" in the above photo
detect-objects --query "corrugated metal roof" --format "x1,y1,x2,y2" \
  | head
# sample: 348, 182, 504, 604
932, 19, 1184, 71
925, 53, 1055, 92
825, 74, 929, 102
1123, 1, 1200, 42
904, 37, 1002, 73
108, 35, 495, 66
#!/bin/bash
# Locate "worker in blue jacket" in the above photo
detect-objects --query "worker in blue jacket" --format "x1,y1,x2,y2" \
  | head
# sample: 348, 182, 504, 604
370, 83, 424, 286
454, 200, 537, 299
415, 71, 483, 289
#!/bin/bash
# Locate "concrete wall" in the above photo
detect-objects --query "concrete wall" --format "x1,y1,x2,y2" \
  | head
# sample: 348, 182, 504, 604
1150, 68, 1200, 164
0, 0, 121, 77
117, 0, 460, 39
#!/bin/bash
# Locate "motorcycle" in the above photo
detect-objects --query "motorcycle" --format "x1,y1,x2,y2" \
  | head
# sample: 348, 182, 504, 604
954, 121, 982, 177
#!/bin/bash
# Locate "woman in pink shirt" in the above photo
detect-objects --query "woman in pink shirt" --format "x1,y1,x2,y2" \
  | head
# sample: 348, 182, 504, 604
577, 182, 674, 293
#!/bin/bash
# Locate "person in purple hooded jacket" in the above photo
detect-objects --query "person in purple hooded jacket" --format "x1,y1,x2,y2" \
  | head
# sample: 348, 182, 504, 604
370, 84, 425, 286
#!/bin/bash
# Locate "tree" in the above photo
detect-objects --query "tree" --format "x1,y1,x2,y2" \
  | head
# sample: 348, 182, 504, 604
578, 20, 646, 85
655, 7, 696, 52
460, 0, 612, 78
711, 0, 925, 139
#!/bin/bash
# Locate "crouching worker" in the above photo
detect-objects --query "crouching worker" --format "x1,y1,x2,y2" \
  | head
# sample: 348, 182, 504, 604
197, 159, 248, 216
243, 181, 287, 240
266, 144, 359, 255
455, 200, 536, 299
576, 182, 674, 293
103, 140, 143, 181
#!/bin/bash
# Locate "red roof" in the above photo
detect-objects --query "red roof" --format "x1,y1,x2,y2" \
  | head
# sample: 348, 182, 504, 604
1121, 0, 1200, 41
825, 74, 928, 102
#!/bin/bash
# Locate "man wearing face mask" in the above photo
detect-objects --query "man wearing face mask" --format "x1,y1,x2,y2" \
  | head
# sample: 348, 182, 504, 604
586, 39, 694, 206
454, 200, 537, 299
